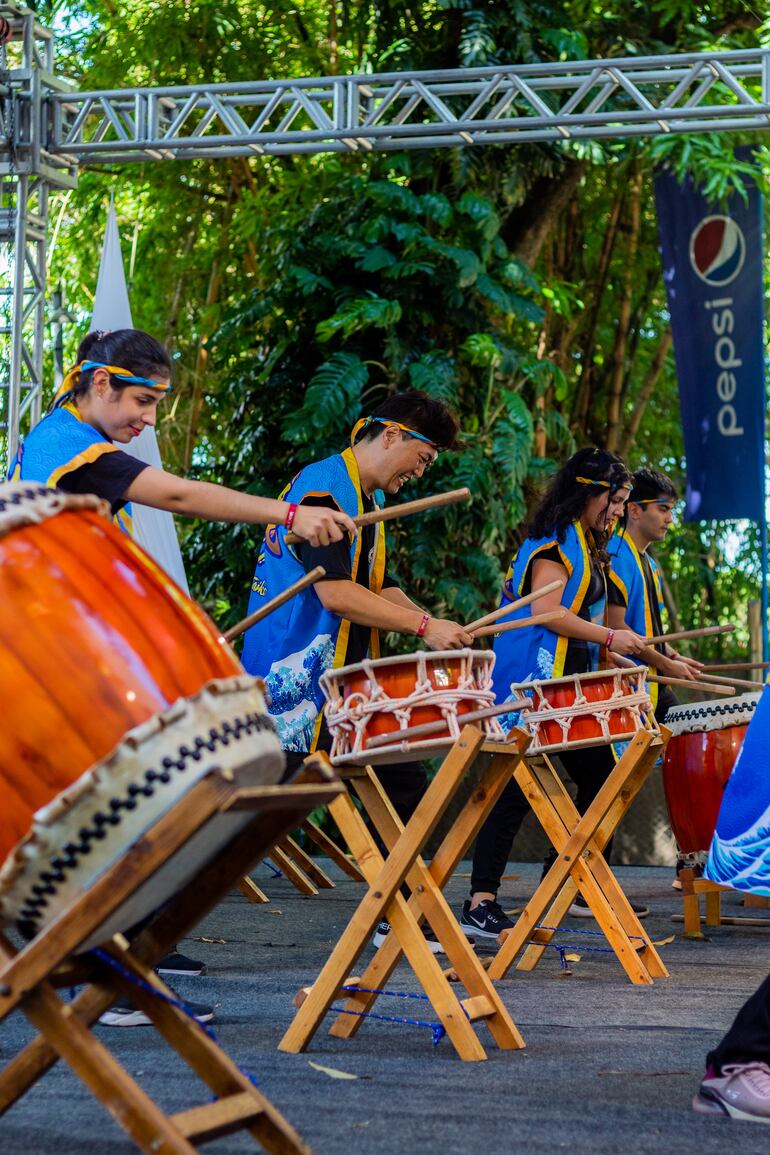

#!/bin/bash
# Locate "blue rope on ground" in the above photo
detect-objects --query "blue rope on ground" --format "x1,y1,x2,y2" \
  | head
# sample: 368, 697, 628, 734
262, 858, 283, 878
335, 984, 450, 1046
90, 947, 260, 1089
528, 922, 646, 971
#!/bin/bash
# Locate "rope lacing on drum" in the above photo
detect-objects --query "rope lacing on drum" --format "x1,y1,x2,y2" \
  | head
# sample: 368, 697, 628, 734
14, 710, 277, 935
516, 671, 652, 751
323, 652, 502, 760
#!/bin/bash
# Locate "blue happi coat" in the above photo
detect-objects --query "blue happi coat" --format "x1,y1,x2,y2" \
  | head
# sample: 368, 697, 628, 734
492, 520, 606, 706
607, 532, 664, 707
9, 403, 133, 535
241, 447, 385, 752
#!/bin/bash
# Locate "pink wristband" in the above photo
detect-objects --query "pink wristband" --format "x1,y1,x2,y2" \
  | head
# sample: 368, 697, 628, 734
284, 503, 298, 531
417, 613, 430, 638
606, 628, 615, 651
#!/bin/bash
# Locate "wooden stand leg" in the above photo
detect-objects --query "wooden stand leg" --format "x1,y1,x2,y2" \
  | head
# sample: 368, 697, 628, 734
268, 847, 318, 896
300, 820, 364, 882
280, 729, 514, 1061
277, 836, 336, 889
488, 731, 667, 986
240, 877, 270, 904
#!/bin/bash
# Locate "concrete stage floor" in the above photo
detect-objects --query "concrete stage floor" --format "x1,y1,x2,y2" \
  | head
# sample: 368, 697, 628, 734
2, 862, 769, 1154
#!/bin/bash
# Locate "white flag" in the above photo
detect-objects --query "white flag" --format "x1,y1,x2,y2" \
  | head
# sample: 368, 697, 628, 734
91, 198, 190, 594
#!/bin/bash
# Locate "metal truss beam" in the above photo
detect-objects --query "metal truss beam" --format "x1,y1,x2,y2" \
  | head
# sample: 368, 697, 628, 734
42, 49, 770, 165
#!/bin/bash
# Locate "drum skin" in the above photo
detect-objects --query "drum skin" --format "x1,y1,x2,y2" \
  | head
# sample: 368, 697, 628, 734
662, 724, 747, 854
538, 675, 640, 748
341, 655, 474, 745
0, 506, 240, 865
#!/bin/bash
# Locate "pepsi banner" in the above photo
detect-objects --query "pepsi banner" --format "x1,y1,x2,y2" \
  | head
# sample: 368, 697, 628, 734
655, 165, 766, 521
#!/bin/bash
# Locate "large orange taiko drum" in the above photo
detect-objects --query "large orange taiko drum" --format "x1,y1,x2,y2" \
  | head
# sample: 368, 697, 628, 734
0, 482, 284, 944
662, 694, 760, 853
319, 649, 506, 765
509, 667, 656, 754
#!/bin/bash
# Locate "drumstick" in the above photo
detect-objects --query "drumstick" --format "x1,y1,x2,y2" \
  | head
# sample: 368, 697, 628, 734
705, 661, 770, 673
464, 579, 564, 633
610, 652, 735, 696
471, 609, 565, 640
363, 698, 531, 749
682, 671, 763, 693
222, 566, 326, 643
284, 487, 471, 546
644, 623, 735, 646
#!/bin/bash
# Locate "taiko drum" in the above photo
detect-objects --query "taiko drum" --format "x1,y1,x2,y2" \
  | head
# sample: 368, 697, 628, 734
662, 695, 759, 853
0, 490, 240, 867
340, 654, 474, 743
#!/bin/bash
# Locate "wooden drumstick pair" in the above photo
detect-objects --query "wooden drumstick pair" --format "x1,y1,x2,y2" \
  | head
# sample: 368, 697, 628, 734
609, 651, 736, 696
224, 488, 473, 642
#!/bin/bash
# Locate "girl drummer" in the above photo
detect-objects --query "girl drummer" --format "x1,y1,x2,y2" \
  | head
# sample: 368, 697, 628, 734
10, 328, 356, 547
460, 447, 649, 940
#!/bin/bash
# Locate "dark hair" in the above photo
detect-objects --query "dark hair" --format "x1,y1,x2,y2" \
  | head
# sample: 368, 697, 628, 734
359, 391, 460, 450
629, 467, 678, 505
527, 446, 632, 543
67, 329, 173, 399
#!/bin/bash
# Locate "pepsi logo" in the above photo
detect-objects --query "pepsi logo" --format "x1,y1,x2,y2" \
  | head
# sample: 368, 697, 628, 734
689, 215, 746, 286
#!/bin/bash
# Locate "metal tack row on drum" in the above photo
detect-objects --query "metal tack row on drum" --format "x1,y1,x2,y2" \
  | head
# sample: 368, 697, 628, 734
0, 482, 285, 947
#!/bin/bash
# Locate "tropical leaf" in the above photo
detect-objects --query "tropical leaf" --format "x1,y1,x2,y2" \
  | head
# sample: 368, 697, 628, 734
456, 192, 501, 241
358, 246, 398, 273
367, 180, 421, 216
460, 333, 503, 369
407, 351, 459, 404
315, 295, 402, 343
282, 352, 369, 443
287, 265, 333, 296
418, 192, 454, 227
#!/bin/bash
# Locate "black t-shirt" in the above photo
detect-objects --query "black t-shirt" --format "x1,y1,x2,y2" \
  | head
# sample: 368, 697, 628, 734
296, 492, 400, 669
534, 544, 607, 675
56, 450, 149, 515
608, 546, 666, 655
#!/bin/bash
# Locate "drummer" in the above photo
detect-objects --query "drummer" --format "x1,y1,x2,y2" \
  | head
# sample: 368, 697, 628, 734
10, 328, 356, 548
9, 327, 357, 1020
240, 391, 473, 951
460, 447, 649, 940
607, 466, 703, 887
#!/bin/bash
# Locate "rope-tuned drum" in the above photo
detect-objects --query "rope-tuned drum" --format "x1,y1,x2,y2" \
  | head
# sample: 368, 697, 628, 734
0, 482, 285, 944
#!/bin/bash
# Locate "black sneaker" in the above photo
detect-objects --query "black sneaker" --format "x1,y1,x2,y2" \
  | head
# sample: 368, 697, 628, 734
99, 996, 214, 1027
372, 919, 460, 955
568, 895, 649, 919
157, 949, 207, 977
459, 899, 514, 939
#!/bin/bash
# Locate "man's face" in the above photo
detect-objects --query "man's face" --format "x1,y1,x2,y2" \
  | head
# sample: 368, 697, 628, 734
377, 429, 438, 494
631, 496, 676, 543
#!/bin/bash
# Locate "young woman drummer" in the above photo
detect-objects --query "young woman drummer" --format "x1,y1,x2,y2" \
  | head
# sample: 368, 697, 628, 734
460, 447, 649, 940
9, 327, 356, 1022
10, 328, 357, 547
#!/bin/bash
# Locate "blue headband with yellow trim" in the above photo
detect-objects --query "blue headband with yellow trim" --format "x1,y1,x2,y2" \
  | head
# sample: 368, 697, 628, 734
54, 361, 173, 406
350, 416, 436, 448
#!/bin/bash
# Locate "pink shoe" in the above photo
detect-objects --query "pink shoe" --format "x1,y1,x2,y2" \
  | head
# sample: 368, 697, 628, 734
693, 1062, 770, 1123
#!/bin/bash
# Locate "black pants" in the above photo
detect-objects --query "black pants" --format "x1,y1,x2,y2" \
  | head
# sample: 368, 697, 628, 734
708, 972, 770, 1072
469, 743, 616, 896
468, 685, 678, 898
282, 749, 428, 846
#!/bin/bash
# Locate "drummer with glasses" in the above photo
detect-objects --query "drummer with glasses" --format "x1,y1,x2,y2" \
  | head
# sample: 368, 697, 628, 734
240, 392, 473, 951
460, 447, 650, 941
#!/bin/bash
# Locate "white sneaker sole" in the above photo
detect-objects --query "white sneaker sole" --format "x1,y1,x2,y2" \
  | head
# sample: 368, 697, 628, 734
693, 1092, 770, 1123
372, 931, 446, 955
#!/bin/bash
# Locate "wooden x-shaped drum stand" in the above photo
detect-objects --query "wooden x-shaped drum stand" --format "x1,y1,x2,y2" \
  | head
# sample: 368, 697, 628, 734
0, 765, 343, 1155
487, 728, 669, 986
280, 725, 530, 1062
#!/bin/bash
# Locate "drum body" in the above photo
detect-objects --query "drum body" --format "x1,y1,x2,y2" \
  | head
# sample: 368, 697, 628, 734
510, 667, 655, 754
662, 694, 760, 853
0, 483, 284, 941
320, 649, 505, 765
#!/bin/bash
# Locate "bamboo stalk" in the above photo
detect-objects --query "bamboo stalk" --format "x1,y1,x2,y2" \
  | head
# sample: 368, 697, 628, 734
363, 699, 530, 750
472, 610, 565, 640
284, 487, 471, 545
223, 566, 326, 643
644, 623, 735, 646
464, 579, 564, 633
